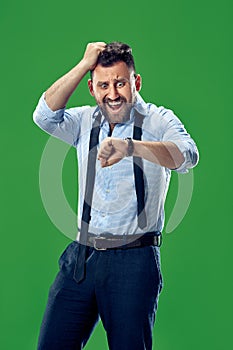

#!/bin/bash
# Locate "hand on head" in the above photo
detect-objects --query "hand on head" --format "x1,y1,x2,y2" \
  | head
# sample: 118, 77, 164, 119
82, 42, 107, 71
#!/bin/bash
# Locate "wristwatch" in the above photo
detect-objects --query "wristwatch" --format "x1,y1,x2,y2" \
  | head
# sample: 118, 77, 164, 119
124, 137, 134, 157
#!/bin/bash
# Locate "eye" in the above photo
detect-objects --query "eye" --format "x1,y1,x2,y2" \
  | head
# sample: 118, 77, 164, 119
100, 83, 108, 89
116, 81, 125, 88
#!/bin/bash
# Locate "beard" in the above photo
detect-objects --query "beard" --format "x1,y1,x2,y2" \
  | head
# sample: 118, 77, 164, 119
98, 96, 134, 124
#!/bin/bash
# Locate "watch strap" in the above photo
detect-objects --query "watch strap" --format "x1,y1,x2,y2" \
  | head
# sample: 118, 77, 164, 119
125, 137, 134, 157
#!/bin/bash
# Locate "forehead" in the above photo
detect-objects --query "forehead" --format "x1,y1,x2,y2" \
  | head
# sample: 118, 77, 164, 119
92, 61, 132, 83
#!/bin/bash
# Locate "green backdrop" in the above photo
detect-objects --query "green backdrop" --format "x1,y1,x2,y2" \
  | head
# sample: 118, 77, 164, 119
1, 0, 232, 349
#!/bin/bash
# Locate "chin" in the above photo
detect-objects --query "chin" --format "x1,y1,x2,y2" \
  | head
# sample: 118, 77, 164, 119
108, 117, 126, 124
100, 105, 132, 124
105, 113, 129, 124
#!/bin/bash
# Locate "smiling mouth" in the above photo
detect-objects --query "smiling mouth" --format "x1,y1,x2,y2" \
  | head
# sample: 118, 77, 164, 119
107, 101, 123, 110
104, 98, 125, 111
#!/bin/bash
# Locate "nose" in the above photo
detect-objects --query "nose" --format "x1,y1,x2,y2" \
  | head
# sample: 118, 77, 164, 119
107, 84, 119, 100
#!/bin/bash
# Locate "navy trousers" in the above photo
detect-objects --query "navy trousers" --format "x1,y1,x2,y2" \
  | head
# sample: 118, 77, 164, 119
37, 241, 163, 350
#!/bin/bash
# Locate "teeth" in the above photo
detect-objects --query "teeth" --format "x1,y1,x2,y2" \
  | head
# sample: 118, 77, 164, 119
108, 101, 122, 106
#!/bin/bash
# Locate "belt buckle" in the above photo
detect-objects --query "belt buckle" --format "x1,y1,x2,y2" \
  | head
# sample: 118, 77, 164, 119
157, 234, 162, 247
94, 237, 107, 251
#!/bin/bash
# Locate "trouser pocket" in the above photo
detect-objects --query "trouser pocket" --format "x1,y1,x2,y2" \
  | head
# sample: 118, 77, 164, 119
150, 246, 163, 293
58, 241, 79, 278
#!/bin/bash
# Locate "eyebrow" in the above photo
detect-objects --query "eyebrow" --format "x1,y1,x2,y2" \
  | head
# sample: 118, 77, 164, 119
96, 78, 129, 86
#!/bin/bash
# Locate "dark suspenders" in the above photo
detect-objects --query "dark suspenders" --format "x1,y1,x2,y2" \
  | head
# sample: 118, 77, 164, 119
75, 109, 146, 283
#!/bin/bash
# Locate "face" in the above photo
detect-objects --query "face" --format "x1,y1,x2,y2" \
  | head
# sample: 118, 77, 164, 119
88, 61, 141, 124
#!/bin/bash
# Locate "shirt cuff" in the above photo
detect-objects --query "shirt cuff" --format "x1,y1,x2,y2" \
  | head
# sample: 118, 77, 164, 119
171, 140, 199, 173
36, 92, 66, 123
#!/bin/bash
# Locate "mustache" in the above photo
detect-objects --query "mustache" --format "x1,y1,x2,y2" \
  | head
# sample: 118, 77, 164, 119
103, 96, 127, 103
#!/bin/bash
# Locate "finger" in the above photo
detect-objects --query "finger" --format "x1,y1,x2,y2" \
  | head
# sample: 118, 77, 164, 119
105, 157, 121, 167
99, 157, 108, 168
98, 148, 112, 160
89, 42, 106, 53
95, 41, 107, 47
98, 140, 114, 159
105, 152, 122, 166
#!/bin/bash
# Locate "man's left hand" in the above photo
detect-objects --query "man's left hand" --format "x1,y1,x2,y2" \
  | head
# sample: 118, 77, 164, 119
97, 137, 128, 167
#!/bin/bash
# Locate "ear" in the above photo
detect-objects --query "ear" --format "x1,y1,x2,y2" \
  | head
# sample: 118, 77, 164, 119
135, 74, 142, 92
88, 79, 95, 96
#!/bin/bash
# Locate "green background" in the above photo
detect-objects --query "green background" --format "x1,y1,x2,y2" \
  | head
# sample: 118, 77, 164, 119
1, 0, 232, 349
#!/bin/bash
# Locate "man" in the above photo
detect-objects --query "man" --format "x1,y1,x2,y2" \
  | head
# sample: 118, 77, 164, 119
33, 41, 199, 350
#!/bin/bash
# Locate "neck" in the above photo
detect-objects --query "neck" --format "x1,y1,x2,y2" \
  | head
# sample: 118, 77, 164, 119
109, 123, 116, 136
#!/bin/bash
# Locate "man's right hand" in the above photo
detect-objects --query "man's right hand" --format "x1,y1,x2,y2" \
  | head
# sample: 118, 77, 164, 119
82, 42, 106, 71
45, 41, 106, 111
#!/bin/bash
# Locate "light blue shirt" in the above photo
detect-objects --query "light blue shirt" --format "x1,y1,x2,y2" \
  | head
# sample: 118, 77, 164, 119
33, 93, 199, 236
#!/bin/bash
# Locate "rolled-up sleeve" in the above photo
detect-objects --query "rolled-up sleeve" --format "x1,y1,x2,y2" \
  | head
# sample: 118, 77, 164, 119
33, 93, 84, 146
161, 109, 199, 173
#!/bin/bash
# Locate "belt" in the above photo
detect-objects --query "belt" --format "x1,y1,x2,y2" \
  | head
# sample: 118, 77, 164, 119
86, 232, 162, 251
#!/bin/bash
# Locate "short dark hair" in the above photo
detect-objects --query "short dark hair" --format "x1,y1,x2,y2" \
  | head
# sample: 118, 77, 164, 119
90, 42, 136, 79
